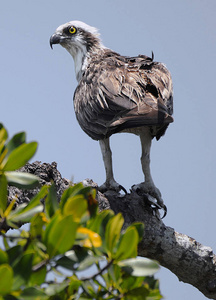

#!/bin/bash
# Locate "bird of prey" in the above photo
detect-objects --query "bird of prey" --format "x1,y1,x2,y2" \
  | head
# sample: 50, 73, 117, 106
50, 21, 173, 212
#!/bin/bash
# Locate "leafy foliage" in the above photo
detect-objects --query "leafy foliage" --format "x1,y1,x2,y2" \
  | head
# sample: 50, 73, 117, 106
0, 125, 162, 299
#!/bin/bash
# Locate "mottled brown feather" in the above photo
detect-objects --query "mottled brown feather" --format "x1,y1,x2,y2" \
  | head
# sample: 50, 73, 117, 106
74, 50, 173, 140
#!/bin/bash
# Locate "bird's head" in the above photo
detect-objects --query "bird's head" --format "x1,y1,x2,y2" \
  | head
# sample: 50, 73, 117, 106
50, 21, 101, 51
50, 21, 103, 80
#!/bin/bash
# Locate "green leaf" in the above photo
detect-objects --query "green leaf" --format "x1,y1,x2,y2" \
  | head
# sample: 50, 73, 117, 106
30, 213, 45, 238
105, 213, 124, 255
6, 245, 22, 266
6, 132, 26, 157
45, 281, 69, 296
63, 194, 87, 221
68, 275, 82, 295
44, 215, 77, 257
1, 142, 37, 171
146, 288, 162, 300
118, 258, 159, 277
8, 204, 44, 223
125, 286, 149, 299
120, 275, 145, 293
7, 185, 48, 223
0, 174, 8, 213
0, 142, 6, 158
60, 183, 89, 210
77, 253, 104, 271
0, 264, 13, 295
106, 263, 122, 289
29, 265, 47, 286
45, 184, 58, 218
56, 255, 77, 271
5, 171, 39, 189
43, 213, 59, 248
20, 287, 48, 299
80, 281, 96, 298
56, 249, 94, 271
145, 277, 160, 290
0, 127, 8, 158
2, 294, 18, 300
60, 186, 75, 210
12, 252, 34, 290
21, 185, 48, 212
0, 127, 8, 143
115, 226, 139, 260
88, 210, 113, 235
0, 249, 8, 265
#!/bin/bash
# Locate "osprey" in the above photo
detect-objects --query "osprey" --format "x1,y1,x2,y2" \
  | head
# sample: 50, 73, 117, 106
50, 21, 173, 213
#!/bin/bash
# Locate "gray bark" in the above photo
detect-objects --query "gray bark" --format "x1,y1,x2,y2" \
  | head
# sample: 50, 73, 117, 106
7, 161, 216, 299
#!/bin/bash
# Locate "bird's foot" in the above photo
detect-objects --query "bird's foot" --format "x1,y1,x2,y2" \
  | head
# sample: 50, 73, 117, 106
98, 179, 127, 194
131, 182, 167, 218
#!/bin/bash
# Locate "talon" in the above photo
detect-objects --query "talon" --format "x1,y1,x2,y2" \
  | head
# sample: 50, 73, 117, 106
132, 182, 167, 218
145, 194, 167, 219
153, 204, 167, 219
118, 185, 127, 195
161, 205, 167, 219
98, 179, 127, 194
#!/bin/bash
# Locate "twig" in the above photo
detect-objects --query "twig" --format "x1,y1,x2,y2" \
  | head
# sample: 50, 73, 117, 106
81, 259, 114, 282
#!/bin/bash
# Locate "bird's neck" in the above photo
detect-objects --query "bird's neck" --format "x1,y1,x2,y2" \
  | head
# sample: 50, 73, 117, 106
66, 42, 105, 82
74, 46, 87, 82
63, 43, 85, 81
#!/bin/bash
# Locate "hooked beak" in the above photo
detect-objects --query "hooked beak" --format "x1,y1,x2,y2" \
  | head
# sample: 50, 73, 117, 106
50, 34, 63, 49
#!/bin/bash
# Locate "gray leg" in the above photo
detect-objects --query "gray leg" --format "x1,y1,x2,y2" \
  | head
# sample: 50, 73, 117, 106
140, 130, 154, 186
133, 129, 164, 208
99, 138, 124, 192
99, 138, 114, 184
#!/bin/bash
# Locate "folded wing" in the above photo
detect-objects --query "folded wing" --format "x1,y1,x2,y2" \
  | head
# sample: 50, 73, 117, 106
74, 52, 173, 140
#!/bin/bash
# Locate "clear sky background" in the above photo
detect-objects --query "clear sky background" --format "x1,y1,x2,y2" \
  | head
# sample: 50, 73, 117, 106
1, 1, 216, 299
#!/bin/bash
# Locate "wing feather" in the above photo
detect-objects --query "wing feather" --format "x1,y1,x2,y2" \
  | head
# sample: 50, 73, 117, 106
73, 50, 173, 140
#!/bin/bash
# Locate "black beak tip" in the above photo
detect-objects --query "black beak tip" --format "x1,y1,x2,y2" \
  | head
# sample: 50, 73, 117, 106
50, 40, 53, 49
49, 35, 55, 49
49, 34, 61, 49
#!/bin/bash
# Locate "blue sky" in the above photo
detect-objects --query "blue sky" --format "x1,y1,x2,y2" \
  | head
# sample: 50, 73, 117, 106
1, 1, 216, 299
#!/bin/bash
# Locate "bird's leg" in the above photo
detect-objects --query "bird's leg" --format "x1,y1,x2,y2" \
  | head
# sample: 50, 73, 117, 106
98, 138, 126, 193
140, 131, 155, 190
132, 130, 164, 208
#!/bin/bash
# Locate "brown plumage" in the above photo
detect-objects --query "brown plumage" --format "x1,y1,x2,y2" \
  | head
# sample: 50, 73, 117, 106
74, 50, 173, 141
50, 21, 173, 215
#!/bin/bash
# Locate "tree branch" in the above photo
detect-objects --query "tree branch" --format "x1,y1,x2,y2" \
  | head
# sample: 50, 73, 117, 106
7, 161, 216, 299
100, 189, 216, 299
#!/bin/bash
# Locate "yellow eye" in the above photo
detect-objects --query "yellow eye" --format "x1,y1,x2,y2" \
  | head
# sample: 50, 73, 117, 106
68, 26, 77, 34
